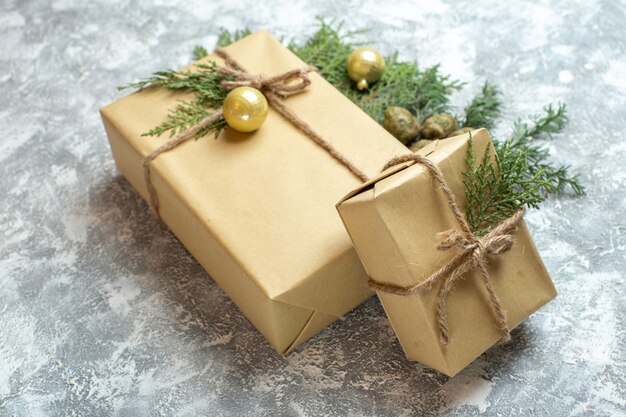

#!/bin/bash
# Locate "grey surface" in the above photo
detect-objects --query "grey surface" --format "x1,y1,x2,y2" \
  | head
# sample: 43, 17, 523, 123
1, 0, 625, 415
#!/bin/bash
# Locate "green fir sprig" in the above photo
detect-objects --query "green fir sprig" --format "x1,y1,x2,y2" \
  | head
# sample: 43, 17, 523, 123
117, 19, 584, 220
118, 61, 229, 139
465, 102, 584, 233
289, 19, 463, 124
464, 134, 553, 236
192, 45, 209, 60
288, 19, 365, 85
118, 61, 228, 107
141, 100, 227, 139
462, 82, 501, 129
217, 28, 253, 48
142, 100, 209, 137
117, 19, 462, 138
116, 29, 254, 140
498, 103, 584, 195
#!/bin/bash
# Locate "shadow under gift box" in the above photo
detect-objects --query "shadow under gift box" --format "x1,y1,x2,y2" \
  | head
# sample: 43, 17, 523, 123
336, 129, 557, 376
100, 31, 408, 354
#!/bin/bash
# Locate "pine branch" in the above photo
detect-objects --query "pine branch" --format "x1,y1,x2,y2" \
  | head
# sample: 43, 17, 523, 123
118, 28, 254, 140
118, 61, 228, 108
464, 134, 554, 235
127, 21, 461, 137
494, 103, 585, 195
462, 82, 501, 129
289, 19, 462, 124
512, 102, 568, 140
117, 61, 230, 139
408, 64, 464, 122
193, 27, 249, 61
288, 18, 364, 86
217, 28, 252, 47
118, 62, 229, 139
193, 45, 208, 60
141, 100, 225, 139
117, 21, 584, 209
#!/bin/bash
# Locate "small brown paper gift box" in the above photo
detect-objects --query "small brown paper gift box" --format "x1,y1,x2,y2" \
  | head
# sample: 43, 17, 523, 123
100, 31, 408, 354
336, 129, 557, 376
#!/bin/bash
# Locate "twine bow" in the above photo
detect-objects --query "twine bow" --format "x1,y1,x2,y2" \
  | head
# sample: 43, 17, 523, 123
142, 48, 369, 218
218, 64, 317, 98
368, 153, 525, 347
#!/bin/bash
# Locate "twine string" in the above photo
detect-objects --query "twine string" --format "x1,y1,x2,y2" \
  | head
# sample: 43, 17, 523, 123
140, 48, 522, 348
142, 47, 369, 218
371, 153, 524, 346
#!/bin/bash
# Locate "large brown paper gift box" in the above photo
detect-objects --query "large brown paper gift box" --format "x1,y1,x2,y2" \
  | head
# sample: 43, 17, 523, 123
336, 129, 557, 376
100, 31, 408, 354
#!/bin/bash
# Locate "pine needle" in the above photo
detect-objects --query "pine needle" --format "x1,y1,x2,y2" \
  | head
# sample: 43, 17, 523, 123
464, 134, 554, 236
288, 19, 463, 124
462, 82, 501, 129
141, 100, 226, 139
192, 45, 208, 60
117, 61, 228, 108
116, 20, 584, 205
495, 103, 584, 195
117, 62, 230, 139
217, 28, 252, 47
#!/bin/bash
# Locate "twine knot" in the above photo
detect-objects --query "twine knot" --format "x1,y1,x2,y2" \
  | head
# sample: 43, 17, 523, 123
142, 47, 370, 220
437, 226, 516, 258
369, 153, 525, 347
218, 66, 318, 97
436, 229, 476, 251
215, 47, 318, 98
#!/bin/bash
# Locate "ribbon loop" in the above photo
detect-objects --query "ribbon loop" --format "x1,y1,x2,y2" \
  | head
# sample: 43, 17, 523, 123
218, 64, 318, 98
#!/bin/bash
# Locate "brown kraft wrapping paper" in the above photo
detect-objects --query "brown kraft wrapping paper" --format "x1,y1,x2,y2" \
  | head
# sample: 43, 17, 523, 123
100, 31, 408, 354
336, 129, 557, 376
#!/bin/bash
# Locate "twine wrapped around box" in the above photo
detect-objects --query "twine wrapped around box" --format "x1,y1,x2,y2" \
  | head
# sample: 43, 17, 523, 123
140, 48, 525, 349
369, 153, 525, 347
142, 47, 369, 219
103, 30, 418, 354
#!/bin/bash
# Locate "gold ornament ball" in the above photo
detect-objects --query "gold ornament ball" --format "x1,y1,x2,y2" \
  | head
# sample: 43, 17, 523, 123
347, 47, 385, 90
223, 86, 269, 133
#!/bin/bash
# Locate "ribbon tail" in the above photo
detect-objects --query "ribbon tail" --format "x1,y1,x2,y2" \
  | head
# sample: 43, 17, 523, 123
142, 110, 224, 219
437, 280, 452, 347
476, 260, 511, 343
436, 257, 475, 347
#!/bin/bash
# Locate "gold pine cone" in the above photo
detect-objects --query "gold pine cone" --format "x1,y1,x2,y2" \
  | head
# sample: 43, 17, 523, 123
410, 139, 433, 152
383, 107, 420, 145
448, 127, 476, 137
420, 113, 457, 139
